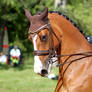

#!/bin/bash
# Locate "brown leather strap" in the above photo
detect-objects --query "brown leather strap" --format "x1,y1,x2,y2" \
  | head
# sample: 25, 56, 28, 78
34, 50, 50, 56
29, 23, 50, 34
34, 49, 57, 57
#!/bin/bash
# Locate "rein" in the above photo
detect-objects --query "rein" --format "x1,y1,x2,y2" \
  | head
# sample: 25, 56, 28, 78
55, 51, 92, 91
29, 22, 92, 65
29, 21, 92, 91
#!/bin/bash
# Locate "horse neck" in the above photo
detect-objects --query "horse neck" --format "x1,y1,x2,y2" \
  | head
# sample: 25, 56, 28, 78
49, 13, 92, 56
49, 13, 92, 92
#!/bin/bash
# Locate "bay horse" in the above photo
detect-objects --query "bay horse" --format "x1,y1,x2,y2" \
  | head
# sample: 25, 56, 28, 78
25, 8, 92, 92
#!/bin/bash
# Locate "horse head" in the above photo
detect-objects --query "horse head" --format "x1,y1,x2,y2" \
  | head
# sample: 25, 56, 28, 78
25, 8, 59, 76
25, 7, 92, 92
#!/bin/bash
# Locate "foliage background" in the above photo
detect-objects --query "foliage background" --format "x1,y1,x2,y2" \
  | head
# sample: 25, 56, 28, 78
0, 0, 92, 54
0, 0, 92, 92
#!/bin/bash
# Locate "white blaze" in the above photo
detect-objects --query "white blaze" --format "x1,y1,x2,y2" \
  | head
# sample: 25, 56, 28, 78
33, 35, 43, 74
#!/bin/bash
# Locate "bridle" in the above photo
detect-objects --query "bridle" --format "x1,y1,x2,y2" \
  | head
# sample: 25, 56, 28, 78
29, 21, 92, 65
29, 21, 92, 90
29, 22, 60, 62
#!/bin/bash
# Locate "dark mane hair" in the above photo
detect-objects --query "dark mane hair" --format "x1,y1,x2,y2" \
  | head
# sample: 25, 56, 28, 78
48, 11, 87, 39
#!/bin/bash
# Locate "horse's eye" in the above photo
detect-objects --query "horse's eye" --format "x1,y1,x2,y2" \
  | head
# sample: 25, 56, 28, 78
40, 35, 48, 42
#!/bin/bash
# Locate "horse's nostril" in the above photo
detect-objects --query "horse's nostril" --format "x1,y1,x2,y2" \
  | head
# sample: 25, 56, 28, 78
41, 69, 48, 75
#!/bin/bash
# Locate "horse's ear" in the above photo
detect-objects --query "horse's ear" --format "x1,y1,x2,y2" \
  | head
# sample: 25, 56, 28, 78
25, 9, 32, 21
40, 8, 48, 19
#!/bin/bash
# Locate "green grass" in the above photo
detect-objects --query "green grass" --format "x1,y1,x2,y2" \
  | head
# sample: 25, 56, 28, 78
0, 55, 58, 92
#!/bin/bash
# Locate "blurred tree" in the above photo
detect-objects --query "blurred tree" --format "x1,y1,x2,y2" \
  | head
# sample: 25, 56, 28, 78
0, 0, 54, 54
61, 0, 67, 9
55, 0, 92, 36
0, 0, 92, 55
54, 0, 62, 9
67, 0, 92, 36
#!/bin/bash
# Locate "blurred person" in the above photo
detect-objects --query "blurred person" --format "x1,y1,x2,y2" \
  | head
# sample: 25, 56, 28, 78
10, 45, 21, 66
0, 52, 7, 65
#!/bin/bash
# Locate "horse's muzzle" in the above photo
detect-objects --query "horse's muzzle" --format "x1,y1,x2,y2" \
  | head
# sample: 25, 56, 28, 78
41, 69, 48, 76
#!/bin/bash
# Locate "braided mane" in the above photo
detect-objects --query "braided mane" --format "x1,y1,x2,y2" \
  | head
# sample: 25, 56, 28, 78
48, 11, 87, 39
